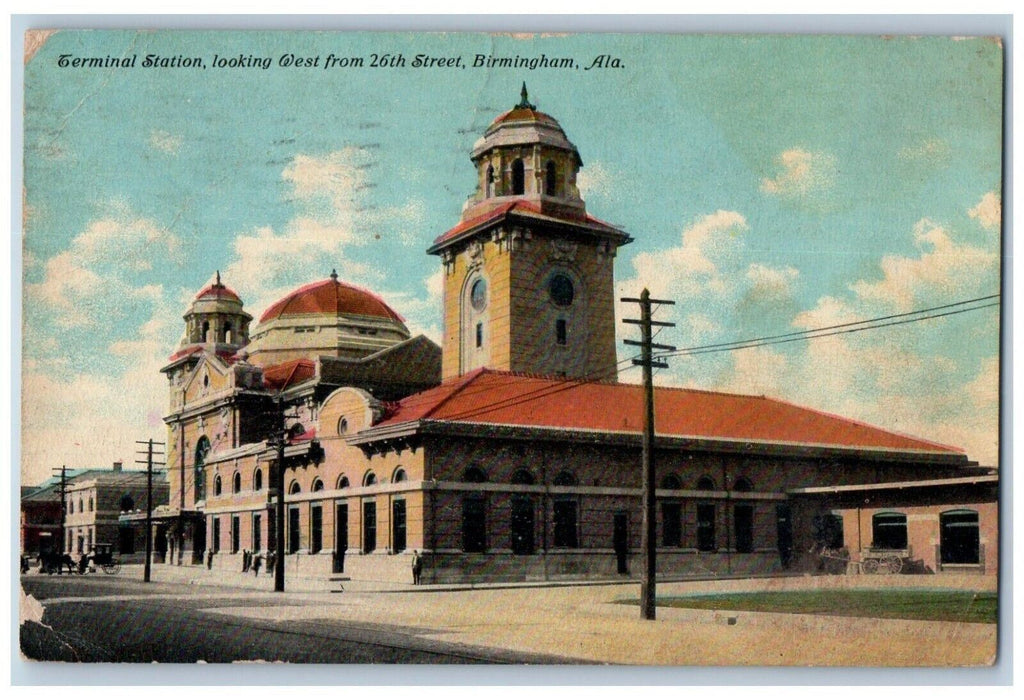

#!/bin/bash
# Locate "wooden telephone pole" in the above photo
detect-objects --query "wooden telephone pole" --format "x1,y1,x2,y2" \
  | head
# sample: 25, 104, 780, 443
622, 288, 675, 621
136, 439, 165, 583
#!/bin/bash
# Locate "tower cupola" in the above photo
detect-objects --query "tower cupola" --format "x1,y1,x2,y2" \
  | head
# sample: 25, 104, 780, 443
465, 83, 586, 221
180, 271, 252, 350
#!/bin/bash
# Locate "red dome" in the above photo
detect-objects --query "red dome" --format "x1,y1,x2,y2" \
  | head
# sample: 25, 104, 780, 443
258, 275, 405, 324
490, 106, 561, 129
194, 283, 241, 303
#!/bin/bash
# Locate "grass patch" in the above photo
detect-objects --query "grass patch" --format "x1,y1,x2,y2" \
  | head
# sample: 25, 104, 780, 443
620, 590, 997, 624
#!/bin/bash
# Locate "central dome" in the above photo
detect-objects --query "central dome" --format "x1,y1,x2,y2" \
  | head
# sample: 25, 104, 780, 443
244, 271, 410, 367
259, 273, 404, 324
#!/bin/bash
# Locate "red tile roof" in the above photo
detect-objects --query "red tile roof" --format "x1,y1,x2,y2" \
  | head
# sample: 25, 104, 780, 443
165, 344, 238, 363
491, 107, 561, 128
258, 277, 404, 324
262, 359, 316, 391
431, 199, 625, 249
372, 369, 963, 456
195, 282, 241, 303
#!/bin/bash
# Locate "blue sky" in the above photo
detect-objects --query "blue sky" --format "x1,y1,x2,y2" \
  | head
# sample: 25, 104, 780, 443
20, 31, 1003, 484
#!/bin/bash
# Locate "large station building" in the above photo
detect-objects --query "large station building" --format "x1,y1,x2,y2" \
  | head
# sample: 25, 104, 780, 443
148, 89, 997, 584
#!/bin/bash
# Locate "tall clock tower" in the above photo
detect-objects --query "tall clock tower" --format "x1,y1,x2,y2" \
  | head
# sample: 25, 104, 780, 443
429, 86, 633, 381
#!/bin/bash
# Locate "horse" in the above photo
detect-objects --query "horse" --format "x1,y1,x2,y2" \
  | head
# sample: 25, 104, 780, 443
40, 551, 77, 575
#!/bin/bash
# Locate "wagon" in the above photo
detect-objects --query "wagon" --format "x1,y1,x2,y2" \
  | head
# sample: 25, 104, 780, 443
89, 543, 121, 575
859, 548, 905, 575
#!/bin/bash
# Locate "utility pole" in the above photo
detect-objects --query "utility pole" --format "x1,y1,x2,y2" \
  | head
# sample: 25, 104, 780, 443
272, 396, 288, 593
136, 439, 165, 583
622, 288, 675, 621
52, 466, 67, 554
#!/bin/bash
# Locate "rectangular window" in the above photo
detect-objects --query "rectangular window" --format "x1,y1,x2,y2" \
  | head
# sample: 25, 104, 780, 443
510, 497, 535, 555
734, 505, 754, 553
212, 517, 221, 554
475, 322, 483, 348
363, 501, 377, 553
696, 504, 716, 552
252, 513, 262, 553
392, 500, 407, 553
553, 500, 579, 548
288, 507, 301, 554
662, 502, 682, 547
310, 505, 323, 554
556, 319, 567, 345
267, 510, 276, 551
872, 513, 908, 550
231, 515, 240, 553
462, 497, 487, 552
118, 526, 135, 554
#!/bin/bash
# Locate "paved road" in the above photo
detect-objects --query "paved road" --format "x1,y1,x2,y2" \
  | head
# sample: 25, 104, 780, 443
19, 575, 574, 664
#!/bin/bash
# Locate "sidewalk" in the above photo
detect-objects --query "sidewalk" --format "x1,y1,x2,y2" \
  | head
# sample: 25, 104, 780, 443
120, 564, 997, 665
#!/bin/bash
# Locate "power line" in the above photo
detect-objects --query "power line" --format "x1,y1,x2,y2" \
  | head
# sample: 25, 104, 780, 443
659, 298, 999, 360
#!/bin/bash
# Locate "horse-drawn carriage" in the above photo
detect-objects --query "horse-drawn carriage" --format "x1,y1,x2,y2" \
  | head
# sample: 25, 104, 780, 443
37, 543, 121, 575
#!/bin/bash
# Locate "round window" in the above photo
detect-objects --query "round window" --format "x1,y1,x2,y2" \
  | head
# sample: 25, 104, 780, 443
549, 274, 575, 307
470, 278, 487, 311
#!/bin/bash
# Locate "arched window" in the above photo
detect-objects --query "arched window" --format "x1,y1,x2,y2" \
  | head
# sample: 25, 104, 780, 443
660, 474, 682, 490
511, 469, 535, 485
202, 320, 211, 343
78, 498, 84, 513
233, 472, 241, 494
363, 472, 377, 487
511, 159, 525, 195
88, 496, 94, 512
288, 481, 301, 495
553, 470, 578, 487
545, 160, 557, 196
254, 468, 263, 492
696, 475, 716, 491
224, 322, 233, 344
485, 164, 494, 198
194, 436, 211, 502
872, 512, 907, 550
733, 477, 753, 492
214, 475, 222, 496
337, 475, 350, 489
337, 417, 348, 435
940, 510, 980, 564
312, 478, 324, 492
119, 494, 135, 512
464, 467, 487, 483
392, 468, 407, 483
68, 499, 74, 515
813, 513, 844, 549
288, 423, 306, 440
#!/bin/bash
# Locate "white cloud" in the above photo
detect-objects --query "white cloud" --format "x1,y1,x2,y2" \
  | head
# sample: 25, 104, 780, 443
745, 263, 799, 301
760, 148, 837, 199
619, 210, 748, 301
21, 310, 173, 486
25, 209, 180, 328
897, 138, 951, 163
708, 217, 1000, 466
576, 162, 613, 200
849, 218, 998, 312
968, 191, 1001, 230
148, 129, 183, 155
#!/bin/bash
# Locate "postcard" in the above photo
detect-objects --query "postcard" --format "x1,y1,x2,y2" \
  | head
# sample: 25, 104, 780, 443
18, 28, 1003, 669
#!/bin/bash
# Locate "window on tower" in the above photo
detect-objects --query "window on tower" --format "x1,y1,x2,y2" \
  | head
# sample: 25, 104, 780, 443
511, 159, 525, 195
549, 274, 575, 307
476, 322, 483, 348
545, 161, 557, 196
556, 319, 567, 346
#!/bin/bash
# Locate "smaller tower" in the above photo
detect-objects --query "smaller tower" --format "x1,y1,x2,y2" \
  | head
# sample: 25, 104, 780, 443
181, 271, 252, 352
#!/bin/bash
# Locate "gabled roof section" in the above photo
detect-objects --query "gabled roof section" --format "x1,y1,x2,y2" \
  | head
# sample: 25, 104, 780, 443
365, 369, 965, 458
262, 358, 316, 392
429, 199, 631, 253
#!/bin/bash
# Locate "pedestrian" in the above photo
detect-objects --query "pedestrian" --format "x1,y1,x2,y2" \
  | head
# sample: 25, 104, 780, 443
242, 549, 250, 573
252, 552, 262, 577
266, 550, 276, 576
206, 548, 214, 570
411, 550, 422, 585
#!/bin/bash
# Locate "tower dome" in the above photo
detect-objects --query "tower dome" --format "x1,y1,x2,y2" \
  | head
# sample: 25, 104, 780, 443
177, 271, 252, 351
463, 83, 586, 221
244, 271, 411, 367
